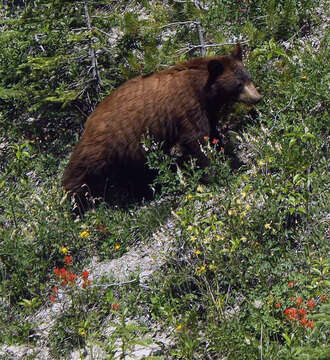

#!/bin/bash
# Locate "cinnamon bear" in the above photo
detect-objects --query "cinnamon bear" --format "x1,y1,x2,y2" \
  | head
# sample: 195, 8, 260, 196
62, 43, 261, 208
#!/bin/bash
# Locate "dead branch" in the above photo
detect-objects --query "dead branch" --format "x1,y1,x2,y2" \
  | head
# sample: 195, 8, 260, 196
195, 21, 206, 56
83, 0, 101, 89
160, 20, 198, 29
91, 279, 138, 288
177, 40, 249, 55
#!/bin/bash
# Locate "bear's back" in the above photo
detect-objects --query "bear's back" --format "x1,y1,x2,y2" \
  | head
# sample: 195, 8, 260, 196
81, 61, 211, 161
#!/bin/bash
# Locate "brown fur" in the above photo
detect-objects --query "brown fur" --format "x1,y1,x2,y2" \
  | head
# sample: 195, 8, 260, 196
62, 44, 260, 205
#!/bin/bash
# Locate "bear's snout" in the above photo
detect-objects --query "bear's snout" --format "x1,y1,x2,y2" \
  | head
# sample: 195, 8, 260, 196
238, 82, 261, 104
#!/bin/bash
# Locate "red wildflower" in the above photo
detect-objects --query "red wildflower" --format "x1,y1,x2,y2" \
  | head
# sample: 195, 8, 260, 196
321, 294, 327, 302
288, 282, 294, 288
82, 280, 91, 289
299, 308, 307, 318
54, 267, 68, 280
212, 138, 220, 144
296, 297, 303, 306
112, 303, 120, 310
307, 299, 315, 310
306, 320, 314, 329
62, 280, 68, 286
50, 296, 56, 302
82, 271, 89, 280
284, 307, 298, 321
52, 286, 59, 294
68, 273, 78, 283
54, 268, 60, 276
58, 268, 67, 279
203, 136, 209, 141
300, 317, 308, 327
290, 296, 296, 301
64, 256, 72, 265
275, 303, 281, 309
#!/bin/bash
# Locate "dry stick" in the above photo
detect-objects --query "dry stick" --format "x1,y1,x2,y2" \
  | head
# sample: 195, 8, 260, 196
177, 41, 249, 55
195, 21, 206, 56
161, 20, 205, 55
160, 20, 198, 29
92, 26, 113, 38
91, 279, 138, 288
260, 323, 263, 360
273, 95, 294, 125
83, 0, 101, 88
161, 20, 248, 55
34, 34, 45, 52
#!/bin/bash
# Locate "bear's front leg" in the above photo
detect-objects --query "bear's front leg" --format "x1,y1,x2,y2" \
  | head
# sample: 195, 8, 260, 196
180, 138, 210, 169
178, 112, 211, 168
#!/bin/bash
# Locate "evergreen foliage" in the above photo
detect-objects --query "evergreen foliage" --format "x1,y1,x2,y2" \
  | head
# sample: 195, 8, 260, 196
0, 0, 328, 358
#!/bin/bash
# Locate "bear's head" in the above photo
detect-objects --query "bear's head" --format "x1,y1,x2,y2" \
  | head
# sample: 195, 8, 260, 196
205, 43, 261, 107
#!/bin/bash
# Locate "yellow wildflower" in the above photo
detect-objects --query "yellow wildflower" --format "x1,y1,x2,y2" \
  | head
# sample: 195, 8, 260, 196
190, 235, 196, 242
245, 204, 251, 211
228, 209, 233, 216
241, 236, 247, 242
60, 247, 68, 255
79, 230, 90, 238
78, 328, 86, 337
187, 225, 194, 231
208, 262, 216, 271
176, 324, 183, 331
258, 160, 265, 166
187, 194, 194, 199
196, 264, 207, 275
204, 237, 210, 244
114, 244, 120, 250
301, 75, 307, 80
264, 223, 271, 229
194, 249, 201, 255
196, 185, 205, 192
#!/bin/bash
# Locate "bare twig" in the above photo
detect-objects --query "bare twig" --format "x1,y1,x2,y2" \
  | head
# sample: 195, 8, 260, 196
260, 323, 263, 360
287, 24, 308, 43
83, 0, 101, 88
91, 279, 137, 288
273, 95, 294, 125
161, 20, 247, 56
92, 26, 113, 38
195, 21, 206, 56
225, 283, 231, 306
34, 34, 45, 52
177, 40, 249, 55
160, 20, 198, 29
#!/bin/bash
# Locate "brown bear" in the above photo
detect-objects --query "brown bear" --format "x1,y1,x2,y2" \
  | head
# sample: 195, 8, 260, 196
62, 43, 261, 208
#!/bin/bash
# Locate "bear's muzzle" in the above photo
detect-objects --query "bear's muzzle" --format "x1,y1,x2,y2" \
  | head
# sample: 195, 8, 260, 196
238, 82, 261, 105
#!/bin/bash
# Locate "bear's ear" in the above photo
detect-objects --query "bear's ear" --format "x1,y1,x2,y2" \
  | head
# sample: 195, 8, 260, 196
231, 43, 242, 61
207, 60, 224, 79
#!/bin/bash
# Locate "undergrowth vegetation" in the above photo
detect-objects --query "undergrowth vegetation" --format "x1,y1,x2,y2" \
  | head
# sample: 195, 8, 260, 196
0, 0, 329, 359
